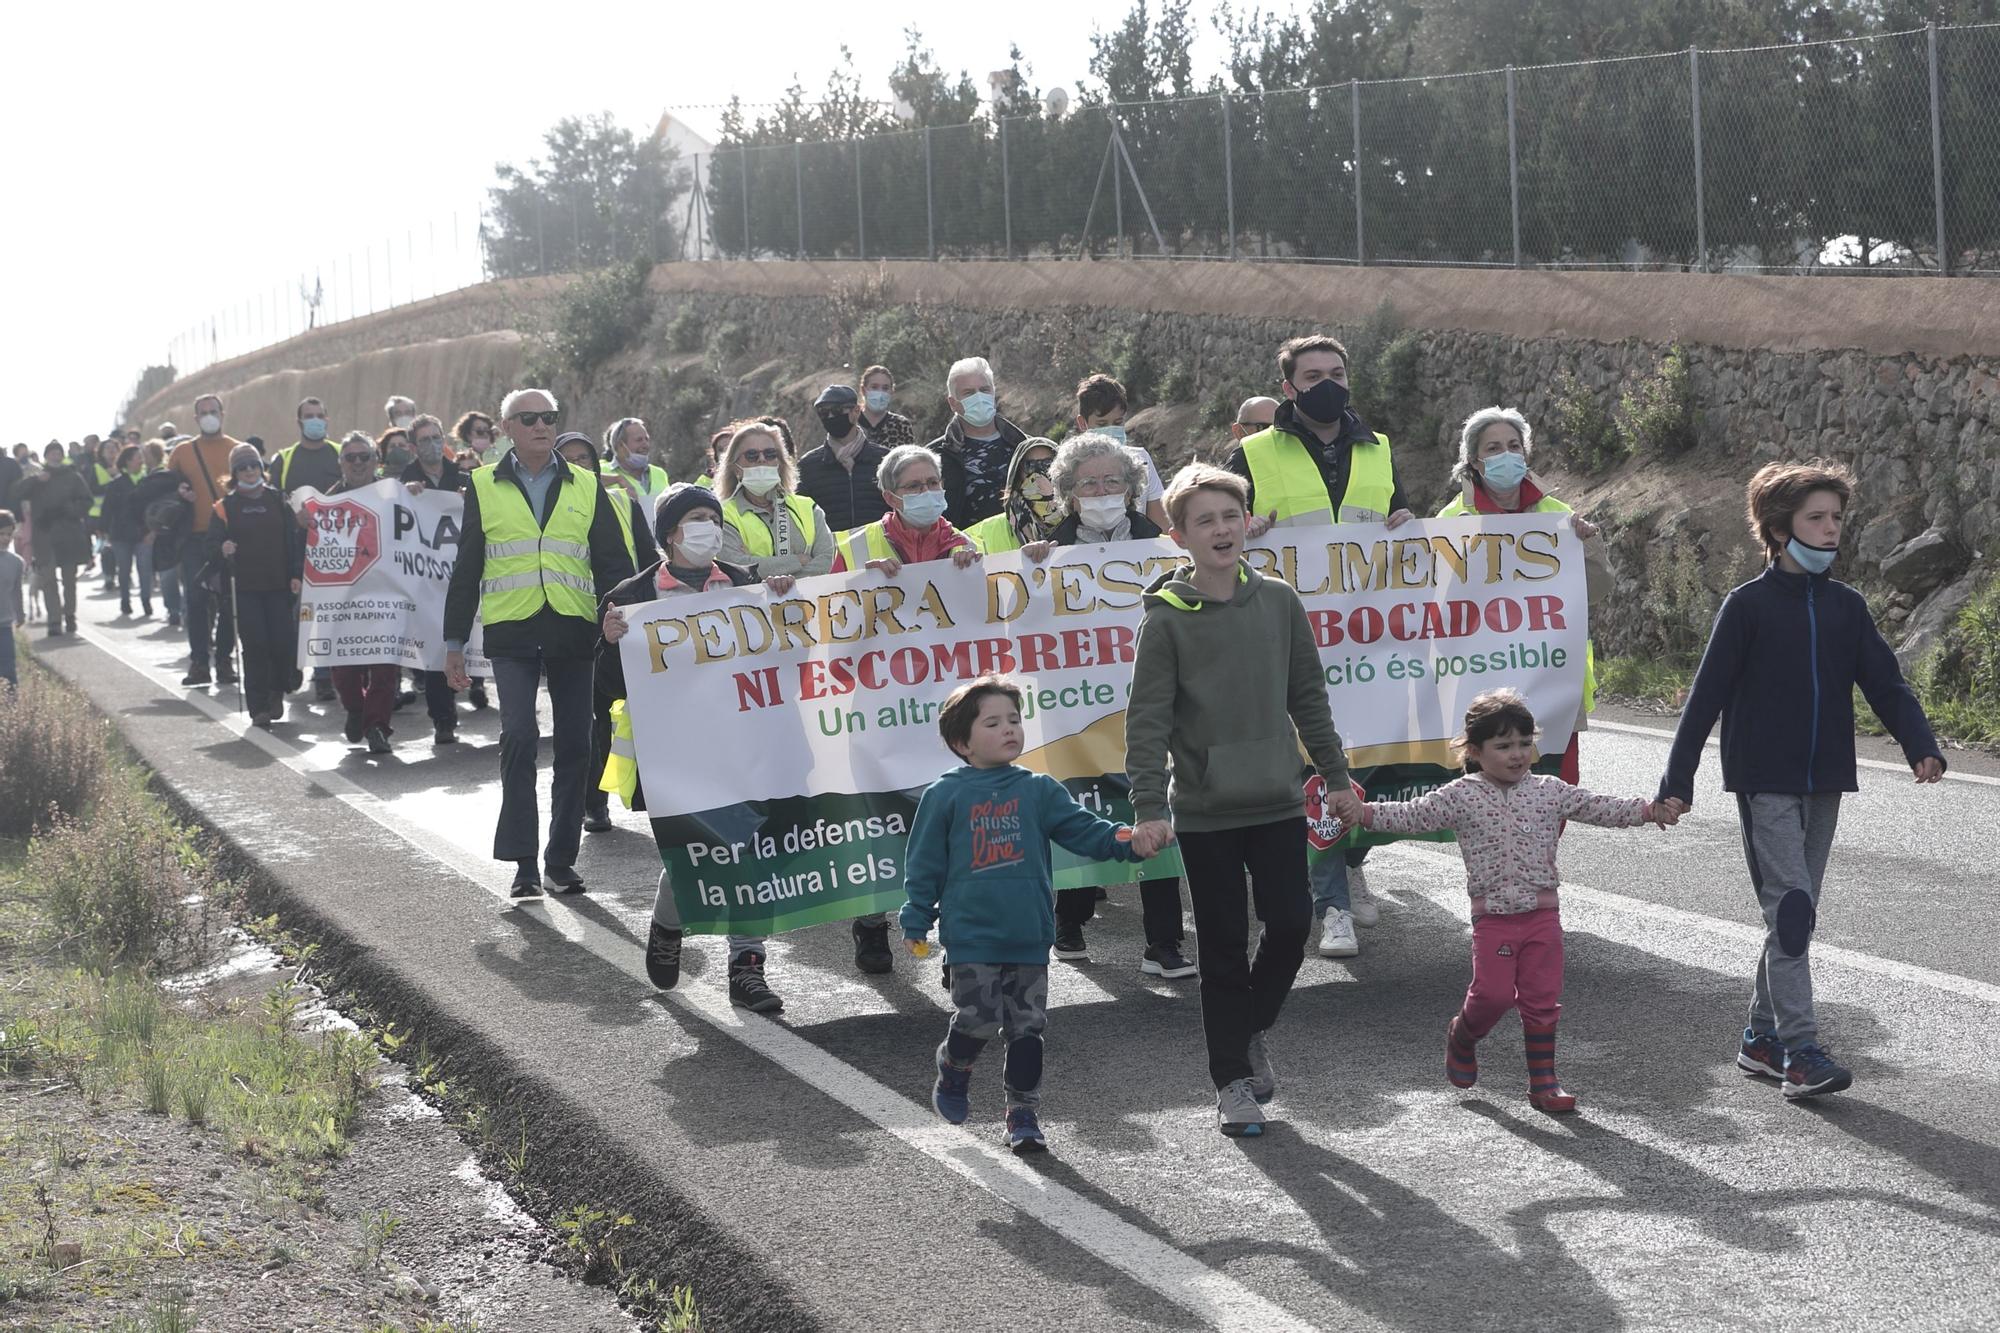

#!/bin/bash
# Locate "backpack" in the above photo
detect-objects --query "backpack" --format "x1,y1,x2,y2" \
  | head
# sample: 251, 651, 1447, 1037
143, 496, 184, 534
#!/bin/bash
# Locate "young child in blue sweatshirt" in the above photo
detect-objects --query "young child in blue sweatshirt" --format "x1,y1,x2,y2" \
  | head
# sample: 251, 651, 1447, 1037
901, 674, 1150, 1153
1659, 460, 1946, 1101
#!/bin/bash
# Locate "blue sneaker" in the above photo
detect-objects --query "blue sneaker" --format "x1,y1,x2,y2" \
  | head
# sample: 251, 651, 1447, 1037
932, 1044, 972, 1124
1737, 1027, 1786, 1081
1782, 1043, 1853, 1100
1005, 1108, 1047, 1154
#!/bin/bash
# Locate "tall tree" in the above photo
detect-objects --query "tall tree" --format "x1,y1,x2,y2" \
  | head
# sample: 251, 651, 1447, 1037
484, 114, 686, 277
888, 28, 982, 125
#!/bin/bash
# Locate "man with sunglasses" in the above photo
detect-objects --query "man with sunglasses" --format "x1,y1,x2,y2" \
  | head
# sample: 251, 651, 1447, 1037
444, 390, 635, 900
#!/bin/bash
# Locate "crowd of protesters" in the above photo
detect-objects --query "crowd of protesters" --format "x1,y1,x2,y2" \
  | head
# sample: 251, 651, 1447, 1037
6, 328, 1941, 1148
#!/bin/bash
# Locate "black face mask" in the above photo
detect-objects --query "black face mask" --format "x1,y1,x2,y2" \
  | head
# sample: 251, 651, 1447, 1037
818, 410, 853, 438
1290, 378, 1351, 424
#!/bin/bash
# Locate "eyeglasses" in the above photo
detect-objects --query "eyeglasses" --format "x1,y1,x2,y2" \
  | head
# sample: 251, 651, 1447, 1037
895, 478, 944, 495
1074, 476, 1124, 496
342, 452, 376, 463
412, 435, 441, 447
737, 447, 783, 464
511, 411, 561, 426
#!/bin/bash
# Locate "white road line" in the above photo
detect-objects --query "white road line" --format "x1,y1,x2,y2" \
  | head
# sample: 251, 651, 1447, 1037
1374, 840, 2000, 1008
65, 624, 1331, 1333
1592, 718, 2000, 787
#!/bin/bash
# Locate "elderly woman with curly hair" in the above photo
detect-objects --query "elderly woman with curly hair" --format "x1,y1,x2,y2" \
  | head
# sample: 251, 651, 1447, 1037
1014, 432, 1191, 978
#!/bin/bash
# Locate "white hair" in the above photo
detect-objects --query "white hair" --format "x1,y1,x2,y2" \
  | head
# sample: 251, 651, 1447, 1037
1455, 406, 1534, 484
384, 394, 417, 416
498, 388, 560, 420
1050, 432, 1143, 511
604, 417, 645, 453
945, 357, 994, 398
877, 443, 942, 495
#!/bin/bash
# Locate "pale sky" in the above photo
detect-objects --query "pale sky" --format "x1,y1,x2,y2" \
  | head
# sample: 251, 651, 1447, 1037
5, 0, 1229, 442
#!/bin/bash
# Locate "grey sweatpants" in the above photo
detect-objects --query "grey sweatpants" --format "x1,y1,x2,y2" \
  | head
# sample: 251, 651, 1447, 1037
944, 962, 1050, 1111
1737, 792, 1842, 1048
653, 869, 764, 961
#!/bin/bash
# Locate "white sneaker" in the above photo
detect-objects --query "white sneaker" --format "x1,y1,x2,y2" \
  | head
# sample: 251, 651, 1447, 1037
1318, 908, 1359, 958
1348, 866, 1379, 927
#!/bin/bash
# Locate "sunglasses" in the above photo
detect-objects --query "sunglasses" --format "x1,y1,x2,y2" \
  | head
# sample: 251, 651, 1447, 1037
342, 452, 376, 463
234, 461, 264, 472
737, 447, 783, 463
511, 411, 561, 426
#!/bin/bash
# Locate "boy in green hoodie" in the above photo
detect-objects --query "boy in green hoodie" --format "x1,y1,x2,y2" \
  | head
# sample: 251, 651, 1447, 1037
1126, 463, 1353, 1137
902, 675, 1152, 1154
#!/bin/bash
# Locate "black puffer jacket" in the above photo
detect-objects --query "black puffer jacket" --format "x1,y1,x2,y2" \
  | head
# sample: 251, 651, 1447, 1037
795, 439, 890, 534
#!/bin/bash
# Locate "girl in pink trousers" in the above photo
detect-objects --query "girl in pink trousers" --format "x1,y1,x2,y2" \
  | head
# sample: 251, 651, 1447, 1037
1332, 688, 1678, 1112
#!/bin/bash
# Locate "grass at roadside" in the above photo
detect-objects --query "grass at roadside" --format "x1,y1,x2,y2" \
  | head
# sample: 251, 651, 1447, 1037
2, 646, 706, 1332
0, 661, 386, 1325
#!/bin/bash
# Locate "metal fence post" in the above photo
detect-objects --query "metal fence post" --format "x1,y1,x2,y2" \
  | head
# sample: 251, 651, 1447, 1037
1506, 66, 1522, 268
1001, 117, 1013, 259
1351, 80, 1366, 264
741, 149, 752, 259
1930, 21, 1949, 275
1690, 46, 1707, 272
855, 142, 866, 259
1221, 92, 1236, 261
1113, 120, 1125, 259
924, 126, 936, 261
794, 141, 806, 259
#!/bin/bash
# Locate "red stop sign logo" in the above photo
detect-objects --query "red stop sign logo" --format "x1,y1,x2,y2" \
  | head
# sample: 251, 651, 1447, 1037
1303, 773, 1366, 850
303, 499, 380, 586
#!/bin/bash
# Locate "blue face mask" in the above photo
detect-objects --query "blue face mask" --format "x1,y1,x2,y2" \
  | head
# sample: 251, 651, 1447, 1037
1091, 423, 1128, 446
1786, 536, 1838, 574
1480, 450, 1528, 490
899, 489, 949, 528
957, 391, 997, 429
301, 418, 328, 442
864, 389, 892, 412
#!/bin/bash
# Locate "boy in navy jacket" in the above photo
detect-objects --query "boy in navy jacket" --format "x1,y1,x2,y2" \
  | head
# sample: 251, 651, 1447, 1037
1659, 460, 1945, 1100
901, 675, 1151, 1153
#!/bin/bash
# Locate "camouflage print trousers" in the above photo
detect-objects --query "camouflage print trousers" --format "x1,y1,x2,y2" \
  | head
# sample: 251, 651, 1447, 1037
943, 962, 1049, 1111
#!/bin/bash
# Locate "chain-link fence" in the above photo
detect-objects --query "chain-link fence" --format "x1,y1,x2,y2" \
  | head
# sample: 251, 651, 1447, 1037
163, 23, 2000, 390
703, 21, 2000, 276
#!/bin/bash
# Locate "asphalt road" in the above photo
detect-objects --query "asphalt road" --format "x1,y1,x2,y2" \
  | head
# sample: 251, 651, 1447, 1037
32, 582, 2000, 1333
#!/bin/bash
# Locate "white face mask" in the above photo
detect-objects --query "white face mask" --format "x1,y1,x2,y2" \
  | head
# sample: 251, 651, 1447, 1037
676, 519, 722, 565
1079, 495, 1127, 528
198, 413, 222, 436
740, 465, 781, 497
391, 413, 416, 431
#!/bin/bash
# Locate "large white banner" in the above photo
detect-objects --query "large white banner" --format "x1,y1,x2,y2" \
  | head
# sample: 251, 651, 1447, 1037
294, 480, 488, 673
620, 514, 1589, 820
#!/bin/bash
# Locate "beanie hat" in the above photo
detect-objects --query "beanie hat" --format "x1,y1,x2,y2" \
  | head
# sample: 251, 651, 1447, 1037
227, 442, 264, 474
653, 482, 722, 546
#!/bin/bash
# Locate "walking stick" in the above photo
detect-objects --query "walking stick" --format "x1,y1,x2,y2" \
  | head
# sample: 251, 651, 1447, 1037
229, 565, 246, 718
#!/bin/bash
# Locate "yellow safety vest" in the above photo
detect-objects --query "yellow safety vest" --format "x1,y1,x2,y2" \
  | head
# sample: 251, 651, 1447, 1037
603, 460, 669, 498
1435, 486, 1595, 712
1240, 427, 1394, 527
606, 489, 638, 565
469, 461, 601, 624
839, 521, 897, 570
601, 699, 638, 807
721, 493, 819, 557
89, 462, 113, 518
966, 512, 1021, 554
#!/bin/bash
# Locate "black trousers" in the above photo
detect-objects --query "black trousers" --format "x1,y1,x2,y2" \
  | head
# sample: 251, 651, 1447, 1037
588, 684, 615, 816
491, 652, 592, 869
233, 587, 294, 714
1175, 818, 1312, 1089
1056, 877, 1184, 945
180, 545, 235, 668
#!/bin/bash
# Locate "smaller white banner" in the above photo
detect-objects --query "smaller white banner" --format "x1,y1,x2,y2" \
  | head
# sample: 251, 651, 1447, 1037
294, 480, 489, 674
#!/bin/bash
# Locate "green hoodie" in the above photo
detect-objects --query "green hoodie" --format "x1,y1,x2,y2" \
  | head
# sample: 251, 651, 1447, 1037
1124, 558, 1350, 832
